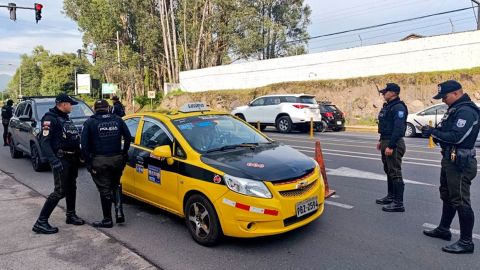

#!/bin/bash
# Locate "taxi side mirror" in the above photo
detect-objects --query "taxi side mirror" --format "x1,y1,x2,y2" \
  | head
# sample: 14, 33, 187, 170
153, 145, 174, 165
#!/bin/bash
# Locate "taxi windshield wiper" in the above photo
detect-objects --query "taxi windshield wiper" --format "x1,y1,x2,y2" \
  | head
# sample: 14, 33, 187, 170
206, 143, 256, 153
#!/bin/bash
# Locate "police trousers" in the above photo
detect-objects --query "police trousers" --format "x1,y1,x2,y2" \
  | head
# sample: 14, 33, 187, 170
48, 156, 79, 200
92, 154, 124, 196
380, 138, 406, 181
2, 121, 8, 144
440, 157, 476, 209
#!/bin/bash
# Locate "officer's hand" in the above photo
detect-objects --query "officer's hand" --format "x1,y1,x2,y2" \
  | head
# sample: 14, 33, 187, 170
122, 153, 129, 166
51, 159, 63, 172
421, 125, 434, 137
86, 163, 97, 175
376, 142, 381, 151
385, 147, 393, 156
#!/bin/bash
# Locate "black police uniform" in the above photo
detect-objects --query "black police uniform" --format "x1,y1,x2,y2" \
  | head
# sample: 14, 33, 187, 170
110, 101, 126, 117
1, 100, 14, 146
377, 84, 408, 212
81, 101, 131, 228
422, 80, 479, 254
32, 95, 85, 234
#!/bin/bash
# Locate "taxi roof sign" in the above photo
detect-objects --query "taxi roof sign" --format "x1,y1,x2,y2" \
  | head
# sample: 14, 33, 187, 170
179, 102, 210, 113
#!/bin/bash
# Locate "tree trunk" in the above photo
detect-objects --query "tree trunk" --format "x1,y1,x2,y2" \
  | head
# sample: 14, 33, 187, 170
194, 0, 208, 70
170, 0, 179, 82
158, 0, 172, 83
182, 0, 190, 71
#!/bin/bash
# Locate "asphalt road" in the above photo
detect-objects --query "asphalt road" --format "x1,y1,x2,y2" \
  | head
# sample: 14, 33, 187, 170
1, 125, 479, 270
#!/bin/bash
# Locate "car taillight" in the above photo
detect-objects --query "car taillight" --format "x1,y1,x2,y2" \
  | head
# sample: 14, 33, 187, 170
342, 113, 345, 118
293, 105, 309, 109
325, 112, 334, 118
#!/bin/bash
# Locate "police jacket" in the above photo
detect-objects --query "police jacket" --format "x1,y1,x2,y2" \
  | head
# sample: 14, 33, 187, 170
378, 97, 408, 149
110, 102, 126, 117
40, 107, 80, 162
81, 110, 131, 164
432, 94, 480, 150
1, 105, 13, 120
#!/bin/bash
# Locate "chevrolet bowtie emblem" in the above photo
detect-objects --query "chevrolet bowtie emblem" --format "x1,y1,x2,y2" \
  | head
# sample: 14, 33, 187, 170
296, 180, 309, 190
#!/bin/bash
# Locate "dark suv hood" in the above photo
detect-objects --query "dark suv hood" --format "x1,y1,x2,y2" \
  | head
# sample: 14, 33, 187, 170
201, 143, 315, 182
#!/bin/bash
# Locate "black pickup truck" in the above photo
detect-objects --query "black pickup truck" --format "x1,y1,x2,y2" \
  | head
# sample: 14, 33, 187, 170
7, 96, 93, 172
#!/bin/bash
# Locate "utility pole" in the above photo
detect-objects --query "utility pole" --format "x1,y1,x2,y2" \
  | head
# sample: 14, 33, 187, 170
116, 31, 121, 72
473, 0, 480, 30
74, 66, 77, 95
449, 18, 455, 33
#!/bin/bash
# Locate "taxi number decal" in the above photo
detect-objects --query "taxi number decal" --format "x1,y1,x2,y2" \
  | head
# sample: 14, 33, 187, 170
178, 123, 194, 130
136, 164, 144, 174
148, 165, 161, 184
197, 122, 211, 127
150, 153, 165, 161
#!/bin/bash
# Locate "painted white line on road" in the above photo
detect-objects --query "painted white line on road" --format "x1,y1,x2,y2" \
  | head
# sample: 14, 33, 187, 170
330, 195, 340, 198
326, 167, 435, 186
422, 223, 480, 240
324, 200, 354, 209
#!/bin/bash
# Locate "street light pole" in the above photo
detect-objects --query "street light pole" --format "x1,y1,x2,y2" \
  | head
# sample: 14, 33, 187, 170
473, 0, 480, 30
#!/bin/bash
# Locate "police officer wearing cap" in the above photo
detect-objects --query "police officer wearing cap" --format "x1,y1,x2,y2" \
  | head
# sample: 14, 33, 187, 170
376, 83, 408, 212
81, 99, 131, 228
110, 96, 125, 117
420, 80, 479, 254
2, 99, 14, 146
32, 94, 85, 234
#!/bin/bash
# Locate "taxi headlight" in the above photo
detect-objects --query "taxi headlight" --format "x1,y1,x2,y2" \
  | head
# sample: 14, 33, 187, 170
224, 174, 272, 199
310, 158, 320, 171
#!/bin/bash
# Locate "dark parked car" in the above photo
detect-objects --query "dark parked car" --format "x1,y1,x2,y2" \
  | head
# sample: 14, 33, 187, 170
316, 102, 345, 132
7, 96, 93, 172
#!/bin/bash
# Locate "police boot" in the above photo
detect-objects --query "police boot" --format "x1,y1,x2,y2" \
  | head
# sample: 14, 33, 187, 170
112, 184, 125, 223
65, 190, 85, 225
93, 195, 113, 228
423, 201, 455, 241
442, 205, 475, 254
376, 176, 394, 204
382, 181, 405, 212
32, 198, 59, 234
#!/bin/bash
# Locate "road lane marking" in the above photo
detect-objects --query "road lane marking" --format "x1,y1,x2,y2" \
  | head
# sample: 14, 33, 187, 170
326, 167, 435, 186
422, 223, 480, 240
324, 201, 354, 209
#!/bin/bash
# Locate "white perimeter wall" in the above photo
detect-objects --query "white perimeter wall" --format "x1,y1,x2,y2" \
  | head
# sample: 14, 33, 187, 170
179, 30, 480, 93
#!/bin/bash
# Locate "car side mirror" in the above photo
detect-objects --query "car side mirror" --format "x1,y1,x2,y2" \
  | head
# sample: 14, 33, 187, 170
153, 145, 174, 165
19, 115, 31, 121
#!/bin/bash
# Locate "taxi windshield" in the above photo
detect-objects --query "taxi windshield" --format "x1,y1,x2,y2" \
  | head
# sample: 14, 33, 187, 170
172, 114, 271, 153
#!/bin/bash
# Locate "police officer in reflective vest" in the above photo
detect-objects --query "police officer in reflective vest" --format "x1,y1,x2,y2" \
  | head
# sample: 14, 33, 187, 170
81, 99, 131, 228
110, 96, 126, 117
376, 83, 408, 212
421, 80, 479, 254
2, 99, 14, 146
32, 94, 85, 234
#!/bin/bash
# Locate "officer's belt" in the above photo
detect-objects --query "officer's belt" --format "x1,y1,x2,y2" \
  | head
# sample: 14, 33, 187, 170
56, 149, 76, 158
442, 147, 476, 158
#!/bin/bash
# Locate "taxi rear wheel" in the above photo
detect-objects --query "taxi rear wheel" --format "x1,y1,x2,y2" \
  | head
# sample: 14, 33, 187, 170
185, 194, 223, 246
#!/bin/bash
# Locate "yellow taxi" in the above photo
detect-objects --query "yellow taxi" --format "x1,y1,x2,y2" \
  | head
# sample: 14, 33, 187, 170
121, 102, 325, 246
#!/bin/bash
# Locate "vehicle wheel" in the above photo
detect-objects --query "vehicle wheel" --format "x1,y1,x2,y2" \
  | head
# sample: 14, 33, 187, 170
276, 116, 293, 133
9, 137, 23, 159
405, 123, 416, 137
316, 120, 328, 133
31, 144, 48, 172
236, 114, 246, 121
184, 194, 223, 247
332, 127, 343, 132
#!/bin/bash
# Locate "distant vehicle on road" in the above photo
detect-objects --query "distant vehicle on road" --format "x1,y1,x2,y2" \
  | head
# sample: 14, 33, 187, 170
7, 96, 93, 172
231, 94, 322, 133
316, 102, 345, 132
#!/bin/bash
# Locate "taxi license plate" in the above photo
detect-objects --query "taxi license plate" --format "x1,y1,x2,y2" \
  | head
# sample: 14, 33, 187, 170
336, 121, 342, 125
296, 196, 319, 218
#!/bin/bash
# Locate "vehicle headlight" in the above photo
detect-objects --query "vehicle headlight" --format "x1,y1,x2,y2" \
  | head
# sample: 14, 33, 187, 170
224, 174, 272, 199
310, 158, 320, 171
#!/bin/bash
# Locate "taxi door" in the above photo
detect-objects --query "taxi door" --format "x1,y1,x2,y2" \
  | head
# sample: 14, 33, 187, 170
121, 117, 142, 195
133, 117, 179, 212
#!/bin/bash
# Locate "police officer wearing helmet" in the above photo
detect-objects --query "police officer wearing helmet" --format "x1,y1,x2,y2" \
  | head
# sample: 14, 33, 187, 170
32, 94, 85, 234
420, 80, 479, 254
2, 99, 14, 146
110, 96, 126, 117
376, 83, 408, 212
81, 99, 131, 228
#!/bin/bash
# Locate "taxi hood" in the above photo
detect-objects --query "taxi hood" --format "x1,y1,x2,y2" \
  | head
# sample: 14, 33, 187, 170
200, 143, 315, 182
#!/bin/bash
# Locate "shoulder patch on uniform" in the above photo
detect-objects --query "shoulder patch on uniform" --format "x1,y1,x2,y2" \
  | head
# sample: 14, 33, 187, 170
457, 119, 466, 128
42, 129, 49, 136
398, 111, 405, 118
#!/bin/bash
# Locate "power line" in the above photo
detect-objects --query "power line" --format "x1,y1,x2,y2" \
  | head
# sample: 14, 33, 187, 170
0, 16, 81, 35
309, 0, 417, 19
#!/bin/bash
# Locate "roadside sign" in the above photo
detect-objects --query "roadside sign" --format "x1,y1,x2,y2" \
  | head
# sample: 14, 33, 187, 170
148, 91, 155, 98
77, 74, 91, 94
102, 83, 118, 94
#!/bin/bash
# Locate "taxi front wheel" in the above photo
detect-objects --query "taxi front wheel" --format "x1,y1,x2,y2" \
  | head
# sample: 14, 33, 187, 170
184, 194, 223, 246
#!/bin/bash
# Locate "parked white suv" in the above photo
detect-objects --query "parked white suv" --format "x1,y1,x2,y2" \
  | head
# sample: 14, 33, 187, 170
231, 94, 322, 133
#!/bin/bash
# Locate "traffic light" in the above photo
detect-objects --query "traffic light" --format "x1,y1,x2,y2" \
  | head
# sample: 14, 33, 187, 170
34, 3, 43, 23
93, 52, 97, 64
8, 3, 16, 21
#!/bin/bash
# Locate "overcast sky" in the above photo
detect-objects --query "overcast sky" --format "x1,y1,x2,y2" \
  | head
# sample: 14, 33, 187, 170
0, 0, 478, 75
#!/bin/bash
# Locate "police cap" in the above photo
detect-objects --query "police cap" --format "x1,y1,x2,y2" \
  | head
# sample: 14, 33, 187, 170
94, 99, 109, 110
56, 93, 78, 105
433, 80, 462, 99
378, 83, 401, 94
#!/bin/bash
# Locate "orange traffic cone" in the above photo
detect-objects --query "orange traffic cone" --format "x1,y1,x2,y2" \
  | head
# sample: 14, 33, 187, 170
315, 140, 336, 198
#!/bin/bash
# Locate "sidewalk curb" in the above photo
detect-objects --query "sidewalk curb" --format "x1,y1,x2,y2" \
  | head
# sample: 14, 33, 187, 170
345, 126, 377, 133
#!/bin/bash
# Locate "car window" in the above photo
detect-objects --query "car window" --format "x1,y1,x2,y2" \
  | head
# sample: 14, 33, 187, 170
24, 104, 33, 119
69, 102, 94, 118
299, 96, 316, 104
320, 105, 335, 113
15, 102, 26, 117
266, 97, 281, 105
283, 96, 297, 103
124, 117, 140, 143
423, 105, 447, 115
140, 120, 173, 150
250, 98, 266, 106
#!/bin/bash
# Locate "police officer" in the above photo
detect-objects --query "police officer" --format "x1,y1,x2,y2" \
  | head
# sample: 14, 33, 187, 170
2, 99, 14, 146
421, 80, 478, 254
32, 94, 85, 234
81, 99, 131, 228
376, 83, 408, 212
110, 96, 126, 117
